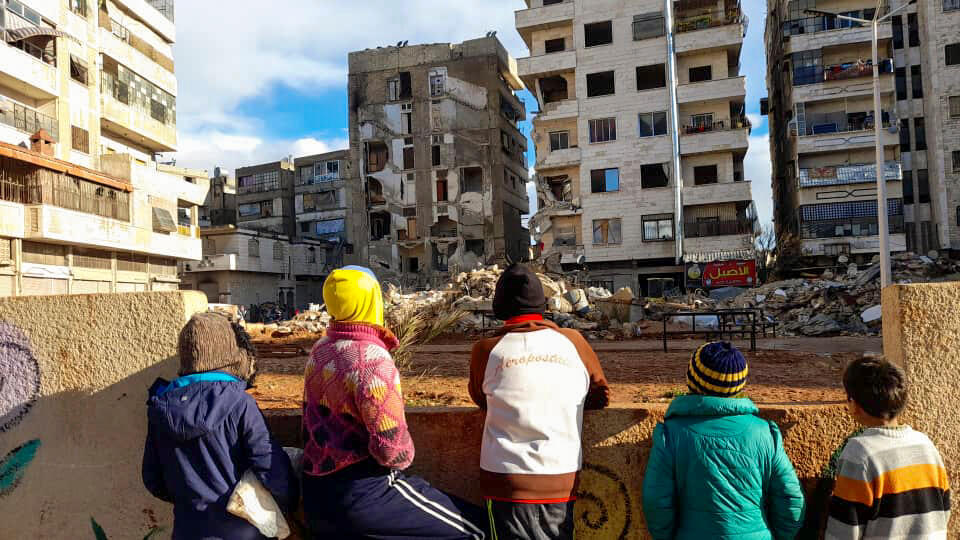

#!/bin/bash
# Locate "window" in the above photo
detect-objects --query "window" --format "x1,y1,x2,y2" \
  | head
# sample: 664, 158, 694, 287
366, 141, 388, 173
590, 168, 619, 193
584, 21, 613, 47
948, 44, 960, 66
401, 104, 413, 135
307, 248, 316, 264
403, 145, 415, 170
953, 151, 960, 172
461, 166, 483, 193
688, 66, 712, 83
633, 12, 665, 40
273, 242, 284, 261
589, 118, 617, 143
690, 113, 714, 132
643, 214, 674, 241
70, 56, 88, 85
432, 144, 441, 167
694, 165, 718, 185
948, 0, 960, 12
951, 96, 960, 118
792, 50, 823, 86
544, 38, 565, 53
71, 126, 89, 154
544, 0, 564, 4
300, 222, 310, 234
895, 67, 907, 100
70, 0, 87, 16
238, 171, 281, 193
586, 71, 615, 97
641, 163, 669, 188
430, 72, 446, 97
915, 118, 927, 151
907, 13, 920, 48
592, 218, 622, 245
903, 170, 914, 204
248, 239, 260, 258
638, 111, 668, 137
549, 131, 570, 151
911, 66, 923, 99
388, 72, 412, 101
408, 257, 419, 273
436, 176, 448, 202
892, 16, 904, 50
900, 119, 911, 152
918, 169, 930, 204
636, 64, 666, 91
540, 76, 569, 103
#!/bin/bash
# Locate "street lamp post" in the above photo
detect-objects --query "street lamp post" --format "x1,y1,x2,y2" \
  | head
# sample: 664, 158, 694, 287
806, 0, 916, 289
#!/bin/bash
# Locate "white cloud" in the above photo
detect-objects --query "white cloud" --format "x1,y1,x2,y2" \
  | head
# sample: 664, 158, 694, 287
744, 134, 773, 227
171, 0, 528, 172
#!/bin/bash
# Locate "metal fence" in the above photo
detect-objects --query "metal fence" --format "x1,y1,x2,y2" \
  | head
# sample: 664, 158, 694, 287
675, 7, 744, 33
0, 101, 58, 140
684, 220, 755, 238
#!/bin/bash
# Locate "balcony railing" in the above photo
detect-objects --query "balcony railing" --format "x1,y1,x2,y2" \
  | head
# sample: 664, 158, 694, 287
799, 161, 902, 188
237, 182, 281, 195
681, 115, 751, 135
794, 59, 893, 86
675, 7, 745, 33
684, 219, 755, 238
782, 8, 887, 37
146, 0, 174, 22
801, 215, 904, 239
101, 70, 176, 127
0, 100, 58, 140
792, 112, 892, 137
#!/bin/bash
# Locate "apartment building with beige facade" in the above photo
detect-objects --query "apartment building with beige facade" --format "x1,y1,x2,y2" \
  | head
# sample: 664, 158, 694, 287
0, 0, 206, 296
766, 0, 960, 265
520, 0, 758, 294
348, 36, 531, 289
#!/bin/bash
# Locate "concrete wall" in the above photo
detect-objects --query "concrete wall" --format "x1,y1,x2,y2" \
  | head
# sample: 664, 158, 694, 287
266, 404, 857, 540
883, 282, 960, 531
0, 291, 207, 539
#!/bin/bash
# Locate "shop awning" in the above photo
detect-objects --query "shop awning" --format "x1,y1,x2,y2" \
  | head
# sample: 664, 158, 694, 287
152, 207, 178, 233
684, 248, 755, 264
0, 141, 132, 192
5, 27, 80, 44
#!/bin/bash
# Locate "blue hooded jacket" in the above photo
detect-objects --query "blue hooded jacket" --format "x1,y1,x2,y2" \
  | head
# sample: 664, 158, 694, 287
142, 374, 298, 540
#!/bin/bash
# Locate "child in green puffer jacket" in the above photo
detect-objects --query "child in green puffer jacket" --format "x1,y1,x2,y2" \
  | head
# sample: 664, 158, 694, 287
642, 342, 806, 540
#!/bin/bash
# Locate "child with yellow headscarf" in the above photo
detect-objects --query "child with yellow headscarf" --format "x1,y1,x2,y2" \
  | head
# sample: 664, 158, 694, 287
300, 266, 488, 539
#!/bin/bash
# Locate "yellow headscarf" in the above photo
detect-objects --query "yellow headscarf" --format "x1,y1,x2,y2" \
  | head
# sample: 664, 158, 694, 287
323, 266, 384, 326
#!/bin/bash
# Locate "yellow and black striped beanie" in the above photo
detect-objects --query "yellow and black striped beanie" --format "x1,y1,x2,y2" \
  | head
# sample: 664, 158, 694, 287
687, 341, 748, 397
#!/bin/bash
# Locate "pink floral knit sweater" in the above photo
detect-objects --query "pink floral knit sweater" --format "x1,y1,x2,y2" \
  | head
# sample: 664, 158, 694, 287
302, 322, 415, 476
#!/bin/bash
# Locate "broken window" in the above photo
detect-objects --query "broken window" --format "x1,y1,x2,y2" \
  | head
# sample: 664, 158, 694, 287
365, 141, 388, 173
388, 71, 412, 101
436, 170, 448, 201
642, 214, 674, 241
915, 118, 927, 151
911, 65, 923, 99
368, 178, 385, 204
589, 118, 616, 143
545, 38, 565, 54
591, 168, 619, 193
549, 131, 569, 151
946, 43, 960, 66
401, 104, 413, 134
592, 218, 622, 245
638, 111, 668, 137
543, 0, 563, 4
953, 150, 960, 172
430, 72, 446, 97
951, 96, 960, 118
540, 76, 569, 103
431, 216, 457, 238
637, 64, 666, 91
586, 71, 615, 97
434, 247, 449, 271
408, 257, 419, 273
432, 144, 441, 167
301, 190, 338, 212
585, 21, 613, 47
918, 169, 930, 204
694, 165, 719, 185
689, 66, 712, 83
461, 167, 483, 193
546, 175, 572, 202
633, 12, 665, 41
370, 212, 391, 240
72, 126, 89, 153
466, 239, 484, 256
641, 163, 670, 188
70, 55, 88, 85
403, 144, 415, 171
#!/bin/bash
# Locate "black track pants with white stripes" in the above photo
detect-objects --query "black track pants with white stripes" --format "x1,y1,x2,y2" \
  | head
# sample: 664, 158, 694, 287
302, 462, 489, 540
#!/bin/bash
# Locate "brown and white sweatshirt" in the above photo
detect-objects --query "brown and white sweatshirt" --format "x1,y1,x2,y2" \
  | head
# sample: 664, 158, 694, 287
469, 317, 609, 502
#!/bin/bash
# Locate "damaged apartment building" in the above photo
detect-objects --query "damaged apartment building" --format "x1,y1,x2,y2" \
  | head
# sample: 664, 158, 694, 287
348, 36, 531, 288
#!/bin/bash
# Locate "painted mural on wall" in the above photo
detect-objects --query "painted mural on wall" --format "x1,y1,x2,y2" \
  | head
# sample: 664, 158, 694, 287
0, 321, 42, 497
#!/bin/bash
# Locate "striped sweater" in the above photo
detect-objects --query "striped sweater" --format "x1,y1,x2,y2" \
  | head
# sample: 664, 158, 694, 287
826, 426, 951, 540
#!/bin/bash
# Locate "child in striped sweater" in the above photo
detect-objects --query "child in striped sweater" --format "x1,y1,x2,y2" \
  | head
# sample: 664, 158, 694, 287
827, 357, 951, 539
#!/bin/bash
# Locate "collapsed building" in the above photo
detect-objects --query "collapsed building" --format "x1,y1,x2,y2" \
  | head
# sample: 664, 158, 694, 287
348, 37, 532, 289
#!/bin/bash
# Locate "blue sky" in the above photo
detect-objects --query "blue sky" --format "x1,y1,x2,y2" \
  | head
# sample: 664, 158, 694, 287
172, 0, 772, 226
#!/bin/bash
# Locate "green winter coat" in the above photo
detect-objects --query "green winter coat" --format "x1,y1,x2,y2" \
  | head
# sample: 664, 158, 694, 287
642, 395, 805, 540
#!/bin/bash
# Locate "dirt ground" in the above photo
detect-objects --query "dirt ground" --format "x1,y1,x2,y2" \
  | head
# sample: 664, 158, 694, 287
249, 333, 855, 409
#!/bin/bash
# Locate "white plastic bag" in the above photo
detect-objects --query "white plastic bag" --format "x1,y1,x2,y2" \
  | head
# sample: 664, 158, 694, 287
227, 469, 291, 539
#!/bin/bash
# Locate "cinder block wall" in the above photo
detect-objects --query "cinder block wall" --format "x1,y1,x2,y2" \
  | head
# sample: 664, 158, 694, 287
0, 291, 207, 539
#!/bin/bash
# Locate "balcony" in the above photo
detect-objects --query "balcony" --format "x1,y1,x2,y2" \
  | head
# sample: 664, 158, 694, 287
794, 125, 899, 155
677, 76, 746, 104
535, 99, 578, 122
679, 117, 750, 155
798, 161, 902, 188
794, 58, 893, 87
23, 204, 201, 260
801, 215, 904, 240
536, 146, 580, 171
515, 1, 574, 45
674, 8, 746, 53
113, 0, 176, 42
517, 50, 575, 80
683, 180, 752, 206
99, 27, 177, 95
100, 76, 177, 152
0, 99, 58, 141
784, 18, 892, 55
684, 219, 755, 238
792, 70, 894, 103
0, 44, 58, 99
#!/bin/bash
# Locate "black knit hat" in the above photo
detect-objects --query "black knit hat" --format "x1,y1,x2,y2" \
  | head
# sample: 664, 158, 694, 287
493, 263, 546, 320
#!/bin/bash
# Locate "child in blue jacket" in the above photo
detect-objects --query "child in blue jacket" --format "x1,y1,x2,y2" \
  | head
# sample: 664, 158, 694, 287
142, 313, 298, 540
